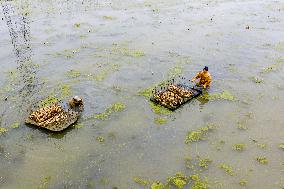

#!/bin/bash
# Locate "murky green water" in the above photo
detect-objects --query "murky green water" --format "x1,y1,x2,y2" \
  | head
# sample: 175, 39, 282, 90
0, 0, 284, 188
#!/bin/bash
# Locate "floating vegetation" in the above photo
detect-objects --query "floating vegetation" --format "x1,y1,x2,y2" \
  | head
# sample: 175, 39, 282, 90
120, 48, 145, 57
190, 174, 209, 189
103, 15, 116, 20
198, 158, 212, 169
237, 121, 248, 130
133, 177, 149, 187
185, 124, 215, 144
0, 128, 8, 135
256, 156, 268, 164
94, 102, 126, 120
150, 101, 172, 115
73, 23, 81, 28
72, 124, 83, 129
168, 64, 183, 78
138, 87, 154, 99
239, 179, 247, 186
250, 76, 263, 83
261, 57, 284, 74
233, 143, 246, 151
38, 176, 51, 189
96, 136, 105, 143
279, 143, 284, 150
66, 70, 81, 78
50, 48, 80, 59
151, 181, 164, 189
201, 91, 235, 101
39, 93, 59, 107
219, 163, 235, 176
257, 143, 267, 149
167, 172, 188, 189
154, 117, 167, 125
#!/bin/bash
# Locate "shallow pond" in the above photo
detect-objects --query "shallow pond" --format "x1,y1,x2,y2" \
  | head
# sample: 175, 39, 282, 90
0, 0, 284, 188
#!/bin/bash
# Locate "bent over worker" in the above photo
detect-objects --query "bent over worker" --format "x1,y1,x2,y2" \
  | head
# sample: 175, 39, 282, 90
191, 66, 212, 88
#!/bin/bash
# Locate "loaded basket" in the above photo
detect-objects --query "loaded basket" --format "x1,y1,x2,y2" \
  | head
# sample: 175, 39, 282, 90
150, 78, 202, 111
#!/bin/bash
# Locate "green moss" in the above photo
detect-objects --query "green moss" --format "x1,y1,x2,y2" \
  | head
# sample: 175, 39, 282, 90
185, 124, 215, 144
95, 102, 126, 120
256, 156, 268, 164
279, 143, 284, 149
201, 91, 235, 101
239, 179, 247, 186
167, 172, 188, 189
233, 143, 246, 151
154, 117, 167, 125
38, 176, 51, 189
66, 70, 81, 78
151, 181, 164, 189
133, 177, 149, 187
219, 163, 234, 176
96, 136, 105, 142
189, 174, 209, 189
10, 122, 20, 129
0, 128, 8, 135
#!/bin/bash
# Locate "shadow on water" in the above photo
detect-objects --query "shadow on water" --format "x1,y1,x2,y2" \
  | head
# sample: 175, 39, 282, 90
1, 0, 41, 116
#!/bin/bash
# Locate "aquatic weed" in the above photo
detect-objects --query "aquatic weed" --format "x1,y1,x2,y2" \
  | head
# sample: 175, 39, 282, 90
185, 124, 215, 144
95, 102, 126, 120
233, 143, 246, 151
10, 122, 20, 129
219, 163, 235, 176
72, 124, 84, 129
38, 176, 51, 189
151, 181, 164, 189
96, 136, 105, 142
66, 70, 81, 78
189, 174, 209, 189
198, 158, 212, 169
256, 156, 268, 164
279, 143, 284, 149
0, 128, 8, 135
239, 179, 247, 186
201, 91, 235, 101
154, 117, 167, 125
167, 172, 188, 189
133, 177, 149, 187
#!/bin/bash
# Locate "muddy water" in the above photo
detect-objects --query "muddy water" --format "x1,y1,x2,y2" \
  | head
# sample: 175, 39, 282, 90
0, 0, 284, 188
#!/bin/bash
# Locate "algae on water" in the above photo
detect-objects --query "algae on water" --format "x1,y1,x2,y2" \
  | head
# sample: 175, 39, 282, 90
94, 102, 126, 120
201, 91, 235, 101
185, 124, 215, 144
154, 117, 167, 125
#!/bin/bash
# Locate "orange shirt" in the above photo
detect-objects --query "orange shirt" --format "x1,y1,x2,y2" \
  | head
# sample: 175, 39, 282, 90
193, 71, 212, 87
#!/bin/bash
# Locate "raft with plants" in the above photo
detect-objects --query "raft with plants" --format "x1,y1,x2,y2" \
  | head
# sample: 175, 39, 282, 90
150, 78, 202, 111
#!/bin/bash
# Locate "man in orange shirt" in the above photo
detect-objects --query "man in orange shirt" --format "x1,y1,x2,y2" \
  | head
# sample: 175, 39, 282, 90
191, 66, 212, 88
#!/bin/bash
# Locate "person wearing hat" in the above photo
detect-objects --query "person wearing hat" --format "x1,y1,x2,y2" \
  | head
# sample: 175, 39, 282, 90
191, 66, 212, 88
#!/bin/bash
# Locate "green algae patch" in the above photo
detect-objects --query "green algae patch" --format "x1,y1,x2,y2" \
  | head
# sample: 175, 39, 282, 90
168, 65, 183, 78
219, 163, 235, 176
95, 102, 126, 120
250, 76, 263, 84
66, 70, 81, 78
10, 122, 20, 129
150, 101, 172, 115
239, 179, 247, 187
261, 57, 284, 74
198, 158, 212, 169
233, 143, 246, 151
0, 128, 8, 135
96, 136, 105, 143
154, 117, 167, 125
38, 176, 51, 189
279, 143, 284, 149
201, 91, 235, 101
73, 23, 81, 28
103, 15, 116, 20
256, 156, 268, 164
60, 84, 71, 98
72, 124, 84, 129
151, 181, 164, 189
167, 172, 188, 189
133, 177, 149, 187
121, 48, 145, 57
189, 174, 209, 189
138, 87, 154, 99
185, 124, 215, 144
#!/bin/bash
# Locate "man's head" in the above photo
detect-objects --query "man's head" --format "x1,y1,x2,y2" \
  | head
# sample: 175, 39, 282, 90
203, 66, 208, 72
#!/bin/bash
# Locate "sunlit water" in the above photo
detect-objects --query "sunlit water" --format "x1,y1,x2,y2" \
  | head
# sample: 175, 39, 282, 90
0, 0, 284, 188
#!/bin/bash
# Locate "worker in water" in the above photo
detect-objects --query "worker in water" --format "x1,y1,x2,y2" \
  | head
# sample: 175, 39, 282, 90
191, 66, 212, 88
